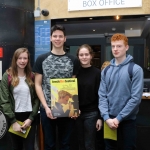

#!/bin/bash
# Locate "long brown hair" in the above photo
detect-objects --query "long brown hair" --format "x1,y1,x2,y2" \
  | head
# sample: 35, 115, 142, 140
7, 48, 34, 87
76, 44, 94, 64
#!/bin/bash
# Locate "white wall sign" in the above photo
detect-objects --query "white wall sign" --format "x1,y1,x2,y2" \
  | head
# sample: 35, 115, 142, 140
68, 0, 142, 11
0, 61, 2, 80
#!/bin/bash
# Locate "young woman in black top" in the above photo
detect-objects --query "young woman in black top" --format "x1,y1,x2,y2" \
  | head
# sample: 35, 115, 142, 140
76, 44, 102, 150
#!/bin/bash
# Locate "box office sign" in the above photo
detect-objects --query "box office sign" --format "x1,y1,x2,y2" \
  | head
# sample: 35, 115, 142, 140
68, 0, 142, 11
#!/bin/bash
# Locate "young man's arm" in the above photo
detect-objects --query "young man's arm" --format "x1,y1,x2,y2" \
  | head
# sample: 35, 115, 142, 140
35, 73, 55, 119
115, 67, 143, 123
98, 70, 109, 121
98, 69, 111, 125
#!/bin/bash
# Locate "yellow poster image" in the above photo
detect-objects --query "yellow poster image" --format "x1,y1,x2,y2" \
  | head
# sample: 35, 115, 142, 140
50, 78, 79, 117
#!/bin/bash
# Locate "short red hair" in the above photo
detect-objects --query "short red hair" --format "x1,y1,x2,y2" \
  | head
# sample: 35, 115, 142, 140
111, 33, 128, 46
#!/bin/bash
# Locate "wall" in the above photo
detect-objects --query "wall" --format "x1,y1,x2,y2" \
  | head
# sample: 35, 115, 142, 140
146, 32, 150, 66
66, 37, 145, 68
35, 0, 150, 20
0, 0, 35, 74
66, 37, 106, 64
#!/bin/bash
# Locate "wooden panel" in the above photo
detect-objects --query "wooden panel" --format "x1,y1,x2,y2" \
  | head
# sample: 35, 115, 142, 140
38, 123, 44, 150
35, 0, 150, 19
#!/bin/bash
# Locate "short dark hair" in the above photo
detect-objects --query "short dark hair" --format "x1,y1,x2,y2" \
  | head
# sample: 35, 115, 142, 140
51, 24, 66, 36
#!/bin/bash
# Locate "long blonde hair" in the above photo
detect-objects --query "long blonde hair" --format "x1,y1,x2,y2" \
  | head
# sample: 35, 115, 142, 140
101, 61, 110, 71
6, 48, 34, 87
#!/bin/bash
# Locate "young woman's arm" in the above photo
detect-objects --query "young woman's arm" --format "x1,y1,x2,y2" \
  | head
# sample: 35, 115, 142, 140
0, 72, 16, 124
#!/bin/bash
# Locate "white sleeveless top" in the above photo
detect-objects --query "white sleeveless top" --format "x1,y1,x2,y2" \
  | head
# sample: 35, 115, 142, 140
13, 76, 32, 112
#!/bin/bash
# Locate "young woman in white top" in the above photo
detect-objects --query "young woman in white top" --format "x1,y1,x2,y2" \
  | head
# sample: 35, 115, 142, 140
0, 48, 40, 150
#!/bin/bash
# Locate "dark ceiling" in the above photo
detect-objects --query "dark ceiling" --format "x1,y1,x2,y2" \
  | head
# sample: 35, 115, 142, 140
51, 15, 150, 39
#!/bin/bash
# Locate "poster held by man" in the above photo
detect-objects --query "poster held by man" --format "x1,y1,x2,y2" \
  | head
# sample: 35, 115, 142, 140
51, 78, 79, 117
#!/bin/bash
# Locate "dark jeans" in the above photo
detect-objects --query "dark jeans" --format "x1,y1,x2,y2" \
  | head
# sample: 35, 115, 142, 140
105, 120, 136, 150
40, 107, 75, 150
96, 128, 105, 150
76, 111, 99, 150
10, 112, 36, 150
0, 131, 13, 150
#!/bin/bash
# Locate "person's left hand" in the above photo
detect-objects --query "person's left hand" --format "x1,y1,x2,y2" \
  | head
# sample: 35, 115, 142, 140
96, 119, 103, 131
112, 118, 119, 128
21, 119, 32, 129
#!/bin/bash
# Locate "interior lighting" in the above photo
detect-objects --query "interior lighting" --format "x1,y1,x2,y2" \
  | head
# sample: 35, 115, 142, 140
116, 15, 120, 20
89, 18, 93, 20
112, 27, 116, 31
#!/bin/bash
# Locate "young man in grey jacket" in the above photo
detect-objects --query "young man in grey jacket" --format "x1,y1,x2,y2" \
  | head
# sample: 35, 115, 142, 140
98, 33, 143, 150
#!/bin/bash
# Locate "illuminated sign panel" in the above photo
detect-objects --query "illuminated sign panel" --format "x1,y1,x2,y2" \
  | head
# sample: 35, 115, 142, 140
68, 0, 142, 11
0, 48, 3, 58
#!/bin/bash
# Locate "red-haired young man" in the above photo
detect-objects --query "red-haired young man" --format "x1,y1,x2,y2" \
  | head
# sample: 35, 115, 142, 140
99, 33, 143, 149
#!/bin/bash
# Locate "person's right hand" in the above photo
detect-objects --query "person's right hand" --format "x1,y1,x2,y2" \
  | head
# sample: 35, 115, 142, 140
70, 109, 80, 119
106, 119, 118, 129
12, 122, 22, 132
45, 107, 56, 119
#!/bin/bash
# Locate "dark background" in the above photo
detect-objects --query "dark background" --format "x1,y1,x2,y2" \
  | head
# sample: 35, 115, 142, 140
0, 0, 150, 150
0, 0, 34, 149
0, 0, 35, 74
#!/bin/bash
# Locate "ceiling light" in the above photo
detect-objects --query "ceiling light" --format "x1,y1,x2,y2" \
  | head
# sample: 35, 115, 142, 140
89, 18, 93, 20
93, 29, 96, 31
64, 19, 67, 21
116, 15, 120, 20
112, 27, 116, 31
130, 28, 133, 30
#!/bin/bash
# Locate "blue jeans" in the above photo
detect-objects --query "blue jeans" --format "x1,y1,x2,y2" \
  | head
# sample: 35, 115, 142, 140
105, 120, 136, 150
40, 107, 75, 150
76, 111, 99, 150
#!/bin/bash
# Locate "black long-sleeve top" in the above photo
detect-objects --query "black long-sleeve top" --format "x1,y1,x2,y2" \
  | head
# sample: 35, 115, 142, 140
77, 66, 101, 114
